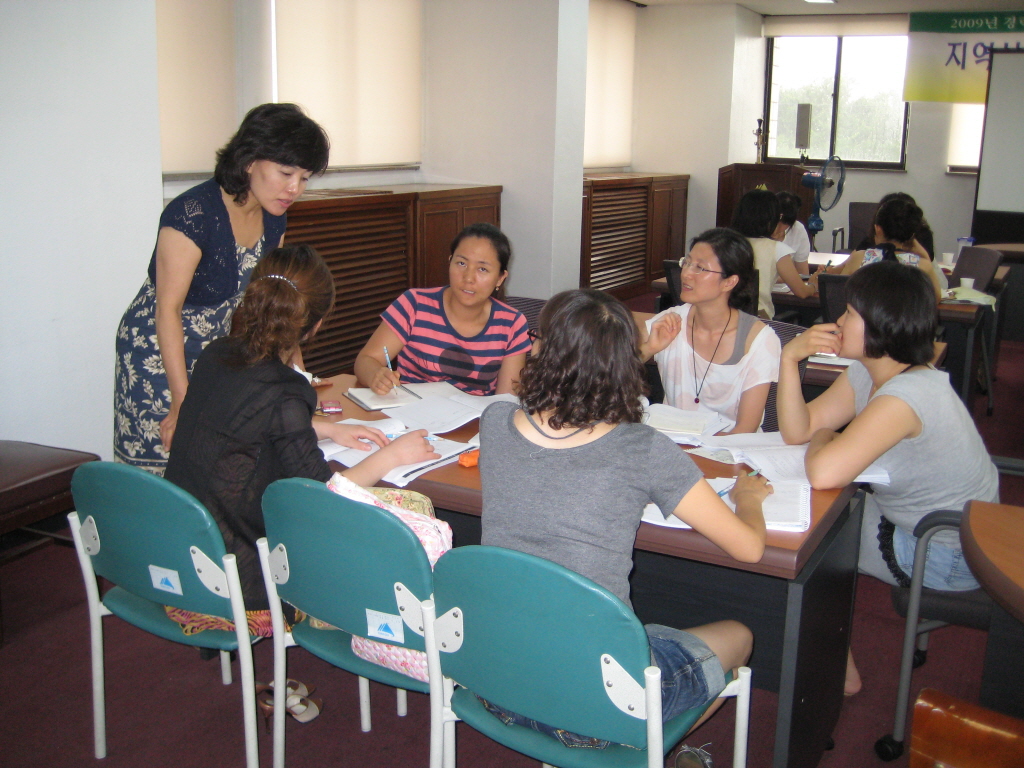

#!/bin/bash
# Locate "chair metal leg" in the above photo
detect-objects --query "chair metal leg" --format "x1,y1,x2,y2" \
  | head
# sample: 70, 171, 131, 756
442, 676, 457, 768
732, 667, 751, 768
220, 649, 233, 685
397, 687, 408, 717
980, 327, 994, 416
225, 554, 259, 768
359, 676, 372, 732
644, 666, 663, 768
70, 512, 107, 759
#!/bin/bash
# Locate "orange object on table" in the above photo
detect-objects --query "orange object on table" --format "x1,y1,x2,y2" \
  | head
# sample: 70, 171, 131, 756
458, 450, 480, 468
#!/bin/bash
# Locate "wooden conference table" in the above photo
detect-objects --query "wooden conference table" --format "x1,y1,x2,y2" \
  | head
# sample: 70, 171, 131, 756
316, 375, 861, 768
961, 501, 1024, 719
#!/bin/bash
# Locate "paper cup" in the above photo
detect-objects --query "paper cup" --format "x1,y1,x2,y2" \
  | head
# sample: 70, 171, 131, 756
941, 252, 954, 265
960, 277, 975, 291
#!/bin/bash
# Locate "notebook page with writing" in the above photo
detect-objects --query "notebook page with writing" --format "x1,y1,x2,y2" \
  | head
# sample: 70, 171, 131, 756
641, 478, 810, 532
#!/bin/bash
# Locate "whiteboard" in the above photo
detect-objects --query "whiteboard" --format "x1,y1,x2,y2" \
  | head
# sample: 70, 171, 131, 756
977, 51, 1024, 214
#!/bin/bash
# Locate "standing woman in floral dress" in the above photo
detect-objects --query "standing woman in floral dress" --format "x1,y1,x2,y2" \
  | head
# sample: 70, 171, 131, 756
114, 103, 330, 473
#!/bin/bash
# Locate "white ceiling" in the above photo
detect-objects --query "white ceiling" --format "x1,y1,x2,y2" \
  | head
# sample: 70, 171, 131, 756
641, 0, 1024, 17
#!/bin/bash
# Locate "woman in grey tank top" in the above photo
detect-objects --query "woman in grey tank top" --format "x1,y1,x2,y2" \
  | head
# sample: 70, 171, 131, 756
773, 261, 998, 696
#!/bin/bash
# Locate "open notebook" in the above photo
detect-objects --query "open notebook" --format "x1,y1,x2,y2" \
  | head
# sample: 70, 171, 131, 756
642, 477, 811, 533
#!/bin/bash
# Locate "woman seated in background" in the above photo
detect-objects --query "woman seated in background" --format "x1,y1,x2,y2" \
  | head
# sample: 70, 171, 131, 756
355, 223, 531, 396
731, 189, 814, 317
642, 228, 780, 434
479, 288, 770, 762
829, 196, 943, 299
775, 261, 999, 694
165, 245, 439, 638
777, 191, 811, 275
854, 191, 935, 259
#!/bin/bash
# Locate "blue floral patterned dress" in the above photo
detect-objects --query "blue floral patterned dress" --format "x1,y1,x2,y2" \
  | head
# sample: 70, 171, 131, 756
113, 179, 286, 474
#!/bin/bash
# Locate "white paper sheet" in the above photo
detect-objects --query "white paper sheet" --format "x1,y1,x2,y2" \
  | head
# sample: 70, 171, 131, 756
382, 395, 480, 434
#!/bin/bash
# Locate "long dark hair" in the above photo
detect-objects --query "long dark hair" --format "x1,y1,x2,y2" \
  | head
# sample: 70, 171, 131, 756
214, 103, 330, 205
731, 189, 781, 239
518, 289, 646, 429
689, 228, 758, 312
229, 245, 335, 365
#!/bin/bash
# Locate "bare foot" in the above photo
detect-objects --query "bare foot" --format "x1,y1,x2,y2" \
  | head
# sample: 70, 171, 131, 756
845, 649, 863, 696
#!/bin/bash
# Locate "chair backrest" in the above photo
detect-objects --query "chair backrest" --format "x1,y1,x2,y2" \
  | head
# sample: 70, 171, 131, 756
503, 295, 546, 332
663, 259, 682, 307
70, 462, 233, 619
818, 273, 850, 324
432, 545, 653, 748
848, 201, 879, 252
261, 478, 434, 652
951, 246, 1002, 291
762, 319, 806, 432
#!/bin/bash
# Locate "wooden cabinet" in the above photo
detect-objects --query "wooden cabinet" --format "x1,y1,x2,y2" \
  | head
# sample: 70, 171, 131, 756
581, 172, 689, 300
716, 163, 813, 229
287, 184, 501, 377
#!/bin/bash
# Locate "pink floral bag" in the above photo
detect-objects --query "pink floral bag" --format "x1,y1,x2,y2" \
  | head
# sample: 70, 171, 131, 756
320, 474, 453, 683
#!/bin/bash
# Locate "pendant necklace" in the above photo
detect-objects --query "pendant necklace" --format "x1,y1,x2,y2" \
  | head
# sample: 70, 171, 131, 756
691, 309, 732, 404
523, 409, 596, 440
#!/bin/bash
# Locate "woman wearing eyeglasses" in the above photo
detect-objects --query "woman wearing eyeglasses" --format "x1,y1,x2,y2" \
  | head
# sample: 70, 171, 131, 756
641, 228, 781, 434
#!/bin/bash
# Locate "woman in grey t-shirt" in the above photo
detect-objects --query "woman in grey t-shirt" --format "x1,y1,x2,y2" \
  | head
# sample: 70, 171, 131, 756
775, 261, 998, 695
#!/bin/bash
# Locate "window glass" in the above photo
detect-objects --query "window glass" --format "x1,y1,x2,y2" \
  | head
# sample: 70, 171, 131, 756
834, 36, 908, 163
767, 37, 836, 160
948, 103, 985, 169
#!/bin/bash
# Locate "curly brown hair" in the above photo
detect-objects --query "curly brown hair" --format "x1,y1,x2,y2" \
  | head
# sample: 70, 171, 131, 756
518, 289, 646, 429
229, 244, 335, 365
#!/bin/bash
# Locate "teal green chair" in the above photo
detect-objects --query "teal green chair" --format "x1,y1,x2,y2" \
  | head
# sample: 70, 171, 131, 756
258, 478, 441, 768
69, 462, 259, 767
426, 546, 751, 768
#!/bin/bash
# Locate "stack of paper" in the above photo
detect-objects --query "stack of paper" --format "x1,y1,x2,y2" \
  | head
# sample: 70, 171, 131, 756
642, 403, 731, 445
808, 354, 856, 367
641, 477, 811, 533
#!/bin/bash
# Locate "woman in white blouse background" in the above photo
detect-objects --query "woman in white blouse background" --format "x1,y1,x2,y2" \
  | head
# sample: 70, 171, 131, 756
642, 228, 782, 434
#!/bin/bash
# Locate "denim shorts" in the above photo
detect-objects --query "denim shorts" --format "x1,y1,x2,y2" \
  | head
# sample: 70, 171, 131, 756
892, 525, 979, 591
479, 624, 725, 749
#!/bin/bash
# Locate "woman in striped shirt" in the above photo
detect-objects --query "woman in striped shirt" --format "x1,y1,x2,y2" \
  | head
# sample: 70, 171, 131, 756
355, 223, 531, 396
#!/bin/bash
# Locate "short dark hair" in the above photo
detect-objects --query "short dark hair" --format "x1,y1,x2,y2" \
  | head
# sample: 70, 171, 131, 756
731, 189, 781, 239
215, 103, 331, 204
518, 289, 646, 429
689, 228, 758, 311
450, 222, 512, 273
230, 244, 335, 365
846, 261, 935, 366
874, 197, 924, 245
776, 191, 802, 227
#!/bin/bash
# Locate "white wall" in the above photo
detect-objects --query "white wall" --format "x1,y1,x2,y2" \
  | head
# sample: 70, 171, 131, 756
819, 101, 977, 257
632, 4, 765, 243
0, 1, 163, 457
421, 0, 588, 298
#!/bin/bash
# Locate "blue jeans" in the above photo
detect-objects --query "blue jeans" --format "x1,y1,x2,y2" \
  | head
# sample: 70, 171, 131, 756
479, 624, 726, 749
892, 525, 979, 591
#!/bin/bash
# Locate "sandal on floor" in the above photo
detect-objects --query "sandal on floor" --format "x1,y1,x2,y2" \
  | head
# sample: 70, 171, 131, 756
675, 743, 713, 768
256, 691, 324, 731
255, 678, 317, 698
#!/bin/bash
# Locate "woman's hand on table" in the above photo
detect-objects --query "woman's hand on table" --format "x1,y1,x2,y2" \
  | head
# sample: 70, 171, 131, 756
370, 366, 402, 395
383, 430, 440, 465
730, 473, 773, 507
324, 423, 389, 451
783, 324, 841, 362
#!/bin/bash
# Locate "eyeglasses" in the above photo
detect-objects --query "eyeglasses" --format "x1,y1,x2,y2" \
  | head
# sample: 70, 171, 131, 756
527, 328, 542, 342
678, 256, 724, 275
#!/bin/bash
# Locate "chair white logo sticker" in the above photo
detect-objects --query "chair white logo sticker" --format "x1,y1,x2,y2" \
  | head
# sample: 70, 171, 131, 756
366, 609, 404, 644
149, 565, 183, 595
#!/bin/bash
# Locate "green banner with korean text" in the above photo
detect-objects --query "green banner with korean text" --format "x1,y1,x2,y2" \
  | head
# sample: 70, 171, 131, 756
905, 11, 1024, 102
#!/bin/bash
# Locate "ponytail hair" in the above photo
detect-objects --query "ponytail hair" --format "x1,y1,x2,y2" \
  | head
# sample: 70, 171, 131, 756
230, 244, 335, 365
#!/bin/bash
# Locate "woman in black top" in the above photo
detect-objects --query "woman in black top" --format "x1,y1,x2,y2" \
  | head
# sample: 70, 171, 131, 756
165, 245, 438, 627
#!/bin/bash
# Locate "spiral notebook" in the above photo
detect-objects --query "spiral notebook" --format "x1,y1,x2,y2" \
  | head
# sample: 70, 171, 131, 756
642, 478, 811, 533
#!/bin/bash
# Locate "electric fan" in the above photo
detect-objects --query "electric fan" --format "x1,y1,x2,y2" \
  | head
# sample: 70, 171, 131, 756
801, 155, 845, 247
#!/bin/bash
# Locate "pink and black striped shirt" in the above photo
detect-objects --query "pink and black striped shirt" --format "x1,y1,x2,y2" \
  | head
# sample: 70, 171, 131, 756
381, 287, 531, 395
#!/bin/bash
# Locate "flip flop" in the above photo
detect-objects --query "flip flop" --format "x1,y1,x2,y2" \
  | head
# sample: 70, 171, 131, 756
255, 678, 317, 698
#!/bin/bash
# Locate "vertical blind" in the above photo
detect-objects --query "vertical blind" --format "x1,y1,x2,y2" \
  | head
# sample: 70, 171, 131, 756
584, 0, 636, 168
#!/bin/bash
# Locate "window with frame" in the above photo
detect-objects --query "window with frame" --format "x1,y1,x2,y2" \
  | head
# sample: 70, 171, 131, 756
764, 35, 910, 169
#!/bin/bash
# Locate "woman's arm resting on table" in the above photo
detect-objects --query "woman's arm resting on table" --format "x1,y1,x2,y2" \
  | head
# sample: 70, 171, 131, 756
720, 382, 771, 435
313, 421, 389, 451
777, 255, 815, 299
804, 394, 919, 489
340, 430, 440, 486
776, 325, 857, 444
670, 475, 768, 563
154, 227, 203, 450
496, 353, 526, 395
639, 312, 682, 361
354, 322, 404, 394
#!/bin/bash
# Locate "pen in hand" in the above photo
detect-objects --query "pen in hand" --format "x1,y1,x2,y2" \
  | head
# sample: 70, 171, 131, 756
718, 470, 760, 497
